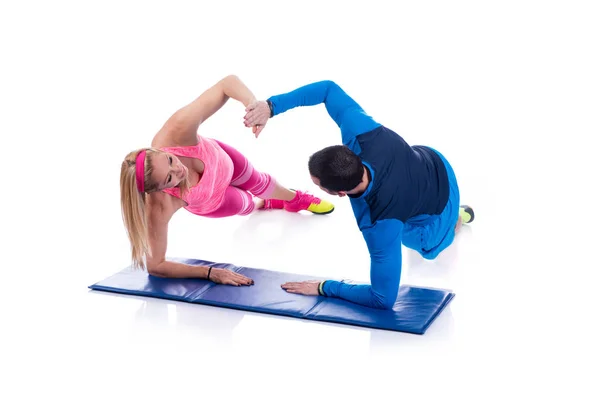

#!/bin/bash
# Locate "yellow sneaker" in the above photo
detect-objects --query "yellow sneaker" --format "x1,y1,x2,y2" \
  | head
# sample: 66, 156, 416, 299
284, 190, 335, 214
459, 205, 474, 223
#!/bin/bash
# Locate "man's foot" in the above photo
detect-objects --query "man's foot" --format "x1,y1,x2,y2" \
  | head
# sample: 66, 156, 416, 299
459, 205, 475, 224
284, 190, 335, 214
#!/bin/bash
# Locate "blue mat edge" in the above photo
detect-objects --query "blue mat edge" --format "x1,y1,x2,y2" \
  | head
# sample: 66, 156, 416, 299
88, 259, 456, 335
89, 283, 452, 334
419, 291, 455, 334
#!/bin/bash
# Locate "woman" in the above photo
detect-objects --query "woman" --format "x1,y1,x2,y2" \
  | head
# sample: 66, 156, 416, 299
120, 75, 334, 286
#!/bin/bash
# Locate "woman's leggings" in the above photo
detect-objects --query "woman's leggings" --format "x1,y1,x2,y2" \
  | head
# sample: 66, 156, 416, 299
201, 140, 277, 218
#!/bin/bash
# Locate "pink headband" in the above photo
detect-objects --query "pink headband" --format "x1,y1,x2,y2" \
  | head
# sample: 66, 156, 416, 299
135, 150, 147, 193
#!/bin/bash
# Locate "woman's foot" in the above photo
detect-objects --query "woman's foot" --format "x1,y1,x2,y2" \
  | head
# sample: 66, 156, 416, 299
262, 198, 283, 210
262, 190, 335, 214
285, 190, 335, 214
254, 198, 266, 210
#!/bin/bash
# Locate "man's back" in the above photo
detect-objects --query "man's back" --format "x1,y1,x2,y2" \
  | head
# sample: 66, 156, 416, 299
347, 125, 450, 229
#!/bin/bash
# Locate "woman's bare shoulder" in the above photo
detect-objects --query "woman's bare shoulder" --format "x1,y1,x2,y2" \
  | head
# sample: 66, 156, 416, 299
146, 191, 185, 220
151, 120, 201, 149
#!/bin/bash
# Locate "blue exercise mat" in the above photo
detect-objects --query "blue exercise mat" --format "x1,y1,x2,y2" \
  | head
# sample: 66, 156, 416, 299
88, 257, 455, 334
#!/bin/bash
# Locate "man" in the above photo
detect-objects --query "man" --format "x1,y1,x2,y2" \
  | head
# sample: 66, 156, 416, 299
243, 80, 474, 310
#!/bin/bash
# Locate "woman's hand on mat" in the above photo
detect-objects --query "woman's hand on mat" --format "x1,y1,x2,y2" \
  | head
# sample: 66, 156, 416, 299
243, 101, 270, 138
210, 269, 254, 286
281, 280, 320, 296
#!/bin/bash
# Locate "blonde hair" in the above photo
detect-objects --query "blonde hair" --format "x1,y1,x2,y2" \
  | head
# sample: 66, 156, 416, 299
120, 148, 191, 270
120, 148, 158, 269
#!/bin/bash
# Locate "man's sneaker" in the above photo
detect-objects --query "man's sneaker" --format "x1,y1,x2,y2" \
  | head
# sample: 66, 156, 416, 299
459, 205, 475, 223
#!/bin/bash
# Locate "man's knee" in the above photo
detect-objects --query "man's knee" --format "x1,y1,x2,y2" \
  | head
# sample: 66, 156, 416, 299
421, 250, 439, 260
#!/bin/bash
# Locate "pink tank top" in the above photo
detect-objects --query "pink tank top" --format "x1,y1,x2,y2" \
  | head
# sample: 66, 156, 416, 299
161, 136, 234, 215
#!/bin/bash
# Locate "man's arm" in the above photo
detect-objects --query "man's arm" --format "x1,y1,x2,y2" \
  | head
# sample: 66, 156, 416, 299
244, 80, 381, 143
321, 219, 404, 310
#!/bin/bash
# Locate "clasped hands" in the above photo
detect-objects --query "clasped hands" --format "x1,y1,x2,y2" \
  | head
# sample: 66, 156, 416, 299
243, 100, 271, 138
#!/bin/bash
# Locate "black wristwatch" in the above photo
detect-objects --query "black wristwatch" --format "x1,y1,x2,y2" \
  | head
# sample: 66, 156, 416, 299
266, 99, 274, 118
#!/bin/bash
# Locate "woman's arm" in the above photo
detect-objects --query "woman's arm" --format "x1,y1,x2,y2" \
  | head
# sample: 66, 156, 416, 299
156, 75, 258, 144
144, 196, 253, 285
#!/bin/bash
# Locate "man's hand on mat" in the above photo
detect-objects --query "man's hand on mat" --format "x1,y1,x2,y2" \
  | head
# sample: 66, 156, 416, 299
281, 280, 320, 296
210, 269, 254, 286
244, 101, 270, 138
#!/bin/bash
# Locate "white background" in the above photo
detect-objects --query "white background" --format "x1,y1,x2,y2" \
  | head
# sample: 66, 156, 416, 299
1, 0, 599, 398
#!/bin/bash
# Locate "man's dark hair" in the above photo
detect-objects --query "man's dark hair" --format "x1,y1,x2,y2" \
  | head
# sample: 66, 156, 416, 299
308, 145, 364, 192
